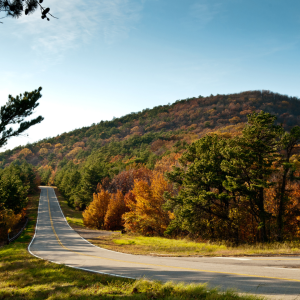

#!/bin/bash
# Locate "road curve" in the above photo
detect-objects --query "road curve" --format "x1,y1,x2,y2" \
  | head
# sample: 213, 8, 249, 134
29, 187, 300, 299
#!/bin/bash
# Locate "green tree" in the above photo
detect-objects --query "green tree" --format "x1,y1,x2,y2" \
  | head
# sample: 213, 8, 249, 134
0, 164, 29, 214
165, 134, 239, 242
166, 112, 286, 243
221, 112, 283, 242
0, 87, 44, 148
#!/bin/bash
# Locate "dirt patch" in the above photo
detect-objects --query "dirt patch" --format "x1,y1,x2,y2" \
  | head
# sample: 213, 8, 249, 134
73, 226, 114, 240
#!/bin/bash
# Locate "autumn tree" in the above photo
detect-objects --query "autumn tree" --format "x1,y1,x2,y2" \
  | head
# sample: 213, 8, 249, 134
0, 208, 23, 243
104, 190, 127, 230
83, 189, 111, 229
18, 148, 33, 158
0, 163, 32, 243
109, 166, 152, 194
123, 171, 174, 236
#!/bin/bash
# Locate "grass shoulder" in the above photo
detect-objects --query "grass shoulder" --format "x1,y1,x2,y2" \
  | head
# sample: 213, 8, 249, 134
53, 187, 85, 228
89, 233, 300, 257
0, 189, 261, 300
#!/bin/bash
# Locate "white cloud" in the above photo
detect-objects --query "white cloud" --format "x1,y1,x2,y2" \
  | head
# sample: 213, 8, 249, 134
11, 0, 143, 59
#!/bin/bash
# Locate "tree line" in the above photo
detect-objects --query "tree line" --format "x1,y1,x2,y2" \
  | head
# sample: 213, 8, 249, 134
79, 111, 300, 244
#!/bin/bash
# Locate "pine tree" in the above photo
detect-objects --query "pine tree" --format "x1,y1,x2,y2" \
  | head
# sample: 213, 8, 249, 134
0, 88, 44, 148
222, 112, 283, 242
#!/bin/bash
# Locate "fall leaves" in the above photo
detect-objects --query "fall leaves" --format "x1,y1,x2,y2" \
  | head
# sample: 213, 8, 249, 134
83, 170, 174, 235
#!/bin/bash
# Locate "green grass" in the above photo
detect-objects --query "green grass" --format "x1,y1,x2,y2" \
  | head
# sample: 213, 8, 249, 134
65, 216, 84, 227
113, 236, 227, 253
53, 187, 84, 228
0, 191, 263, 300
91, 233, 300, 257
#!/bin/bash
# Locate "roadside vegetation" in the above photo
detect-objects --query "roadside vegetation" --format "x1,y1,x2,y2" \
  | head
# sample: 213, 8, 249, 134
0, 191, 263, 300
90, 233, 300, 257
55, 190, 300, 257
53, 187, 84, 228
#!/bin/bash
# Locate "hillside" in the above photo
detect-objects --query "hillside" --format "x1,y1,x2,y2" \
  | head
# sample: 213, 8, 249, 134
1, 90, 300, 210
1, 90, 299, 169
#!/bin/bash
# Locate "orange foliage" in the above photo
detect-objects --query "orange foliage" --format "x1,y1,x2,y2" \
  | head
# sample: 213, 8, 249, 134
154, 153, 181, 173
104, 190, 128, 230
264, 176, 300, 240
109, 167, 152, 194
123, 171, 174, 236
83, 189, 111, 229
150, 139, 165, 151
110, 155, 123, 163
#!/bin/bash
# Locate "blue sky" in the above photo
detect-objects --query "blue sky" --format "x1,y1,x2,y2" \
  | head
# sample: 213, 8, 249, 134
1, 0, 300, 150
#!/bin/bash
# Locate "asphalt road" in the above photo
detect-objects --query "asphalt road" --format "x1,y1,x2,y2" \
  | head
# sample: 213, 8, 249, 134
29, 187, 300, 299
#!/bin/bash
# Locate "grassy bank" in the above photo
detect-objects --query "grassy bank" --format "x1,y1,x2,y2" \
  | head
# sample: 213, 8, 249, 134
53, 187, 84, 228
89, 233, 300, 257
0, 189, 263, 300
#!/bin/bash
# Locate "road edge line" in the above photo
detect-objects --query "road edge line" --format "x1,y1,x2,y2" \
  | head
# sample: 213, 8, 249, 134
52, 188, 132, 256
27, 187, 135, 280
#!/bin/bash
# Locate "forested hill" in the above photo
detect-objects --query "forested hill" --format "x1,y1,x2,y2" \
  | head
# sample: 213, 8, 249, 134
1, 90, 300, 172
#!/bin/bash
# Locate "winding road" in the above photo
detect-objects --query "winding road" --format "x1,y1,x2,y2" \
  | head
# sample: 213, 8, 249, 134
29, 187, 300, 299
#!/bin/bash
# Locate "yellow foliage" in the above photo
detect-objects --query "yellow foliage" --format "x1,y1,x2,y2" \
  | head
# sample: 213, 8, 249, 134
18, 148, 33, 158
83, 189, 111, 229
0, 209, 23, 239
123, 171, 173, 236
55, 143, 63, 148
66, 147, 82, 159
38, 148, 48, 156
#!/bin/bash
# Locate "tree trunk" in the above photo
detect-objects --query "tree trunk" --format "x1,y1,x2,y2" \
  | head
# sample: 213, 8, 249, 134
258, 188, 268, 243
277, 170, 288, 242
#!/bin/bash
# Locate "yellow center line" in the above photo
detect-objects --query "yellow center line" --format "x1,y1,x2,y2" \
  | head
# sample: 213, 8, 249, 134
46, 188, 300, 282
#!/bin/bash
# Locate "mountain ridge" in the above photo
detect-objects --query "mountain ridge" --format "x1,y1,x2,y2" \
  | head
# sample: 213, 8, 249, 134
1, 89, 299, 171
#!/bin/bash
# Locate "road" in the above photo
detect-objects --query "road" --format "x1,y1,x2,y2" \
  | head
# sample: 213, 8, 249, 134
29, 187, 300, 299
